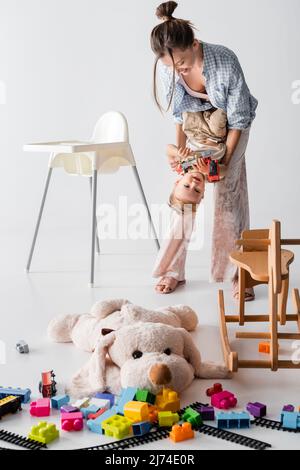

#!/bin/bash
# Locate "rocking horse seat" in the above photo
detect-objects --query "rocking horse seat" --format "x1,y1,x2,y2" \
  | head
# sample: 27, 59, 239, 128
229, 249, 294, 283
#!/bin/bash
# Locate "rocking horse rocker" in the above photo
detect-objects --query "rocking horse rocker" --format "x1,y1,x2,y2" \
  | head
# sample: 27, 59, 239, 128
219, 219, 300, 372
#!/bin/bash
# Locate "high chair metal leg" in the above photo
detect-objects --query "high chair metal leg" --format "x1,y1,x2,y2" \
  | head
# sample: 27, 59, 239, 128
90, 170, 98, 287
26, 167, 53, 272
89, 177, 100, 255
132, 166, 160, 251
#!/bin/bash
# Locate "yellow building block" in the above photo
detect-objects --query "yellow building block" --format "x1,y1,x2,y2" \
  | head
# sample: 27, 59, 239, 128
28, 422, 59, 444
102, 414, 133, 439
155, 388, 180, 412
123, 401, 149, 423
158, 411, 179, 427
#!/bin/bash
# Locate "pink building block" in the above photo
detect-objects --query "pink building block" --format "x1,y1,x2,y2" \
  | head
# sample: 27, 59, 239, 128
211, 391, 237, 410
30, 398, 50, 417
61, 412, 83, 431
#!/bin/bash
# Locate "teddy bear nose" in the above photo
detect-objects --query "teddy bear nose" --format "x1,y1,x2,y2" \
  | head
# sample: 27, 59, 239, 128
149, 363, 172, 385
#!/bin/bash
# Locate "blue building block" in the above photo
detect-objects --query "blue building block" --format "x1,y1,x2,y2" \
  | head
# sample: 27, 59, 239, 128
51, 395, 70, 409
132, 421, 152, 436
87, 406, 118, 434
216, 412, 251, 429
80, 404, 100, 419
281, 411, 300, 430
0, 387, 31, 404
116, 388, 138, 415
93, 392, 115, 408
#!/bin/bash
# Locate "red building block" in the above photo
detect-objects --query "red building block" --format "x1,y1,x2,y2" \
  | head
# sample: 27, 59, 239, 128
61, 412, 83, 431
206, 383, 223, 397
211, 391, 237, 410
30, 398, 50, 417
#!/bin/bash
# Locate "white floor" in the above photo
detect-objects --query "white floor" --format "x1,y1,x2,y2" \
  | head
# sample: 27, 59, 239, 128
1, 226, 300, 451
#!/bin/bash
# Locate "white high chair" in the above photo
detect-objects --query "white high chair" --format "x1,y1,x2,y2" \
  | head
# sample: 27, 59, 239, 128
25, 111, 160, 286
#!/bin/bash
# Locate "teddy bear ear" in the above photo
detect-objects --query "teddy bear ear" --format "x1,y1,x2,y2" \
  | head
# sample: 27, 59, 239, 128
67, 331, 117, 397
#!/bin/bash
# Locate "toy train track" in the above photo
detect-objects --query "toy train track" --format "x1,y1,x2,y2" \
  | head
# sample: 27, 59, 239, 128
253, 417, 300, 433
195, 423, 271, 450
77, 401, 271, 451
0, 429, 47, 450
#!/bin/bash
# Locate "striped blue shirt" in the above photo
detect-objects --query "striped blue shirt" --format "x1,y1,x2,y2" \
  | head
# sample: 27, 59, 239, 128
158, 40, 258, 130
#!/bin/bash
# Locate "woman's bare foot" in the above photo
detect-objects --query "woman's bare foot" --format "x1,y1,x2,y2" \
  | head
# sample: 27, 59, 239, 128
155, 277, 186, 294
232, 278, 255, 302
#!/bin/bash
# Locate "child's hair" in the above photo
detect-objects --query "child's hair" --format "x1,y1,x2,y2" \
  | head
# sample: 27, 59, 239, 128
150, 1, 198, 113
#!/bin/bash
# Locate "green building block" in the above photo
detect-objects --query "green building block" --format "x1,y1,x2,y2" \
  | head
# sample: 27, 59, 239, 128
28, 421, 59, 444
182, 407, 203, 427
135, 389, 156, 405
158, 411, 179, 427
102, 414, 133, 439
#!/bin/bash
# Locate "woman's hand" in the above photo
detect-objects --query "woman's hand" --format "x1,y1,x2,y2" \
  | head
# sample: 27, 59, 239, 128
192, 158, 210, 175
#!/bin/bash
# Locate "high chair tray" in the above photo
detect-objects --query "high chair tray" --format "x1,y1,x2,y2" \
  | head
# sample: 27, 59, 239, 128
23, 141, 127, 153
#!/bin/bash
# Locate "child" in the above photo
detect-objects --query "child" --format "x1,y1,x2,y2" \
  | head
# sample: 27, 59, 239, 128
154, 107, 228, 294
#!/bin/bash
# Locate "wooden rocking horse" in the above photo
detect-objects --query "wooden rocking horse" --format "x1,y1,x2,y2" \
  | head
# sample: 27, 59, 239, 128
219, 219, 300, 371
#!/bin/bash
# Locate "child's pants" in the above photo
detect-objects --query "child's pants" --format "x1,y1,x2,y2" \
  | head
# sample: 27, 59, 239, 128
152, 126, 251, 283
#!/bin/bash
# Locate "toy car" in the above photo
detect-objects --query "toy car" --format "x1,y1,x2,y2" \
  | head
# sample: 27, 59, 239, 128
175, 149, 222, 182
0, 395, 22, 419
39, 370, 57, 398
16, 340, 29, 354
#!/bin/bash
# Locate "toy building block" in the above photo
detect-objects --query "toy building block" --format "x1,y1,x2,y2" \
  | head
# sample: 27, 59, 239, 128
211, 391, 237, 410
281, 411, 300, 430
102, 414, 133, 439
258, 342, 271, 354
198, 405, 215, 421
0, 396, 22, 419
169, 422, 194, 443
16, 340, 29, 354
80, 405, 100, 419
60, 404, 79, 413
148, 405, 158, 423
61, 412, 83, 431
135, 389, 156, 405
116, 387, 138, 415
51, 395, 70, 409
124, 401, 149, 423
72, 397, 90, 409
181, 407, 203, 427
94, 392, 115, 408
155, 388, 180, 412
89, 397, 110, 411
246, 402, 267, 418
282, 404, 295, 412
29, 422, 59, 444
30, 398, 50, 417
206, 383, 223, 397
216, 412, 251, 429
87, 406, 118, 434
88, 408, 107, 420
132, 421, 152, 436
0, 387, 31, 403
158, 411, 179, 427
39, 370, 57, 398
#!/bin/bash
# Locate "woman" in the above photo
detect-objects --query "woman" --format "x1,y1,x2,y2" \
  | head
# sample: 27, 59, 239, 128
150, 1, 258, 300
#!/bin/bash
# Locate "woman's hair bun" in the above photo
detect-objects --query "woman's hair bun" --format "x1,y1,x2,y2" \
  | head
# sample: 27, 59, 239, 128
156, 1, 178, 21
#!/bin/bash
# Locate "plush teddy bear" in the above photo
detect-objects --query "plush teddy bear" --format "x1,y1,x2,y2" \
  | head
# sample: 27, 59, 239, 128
48, 299, 229, 397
